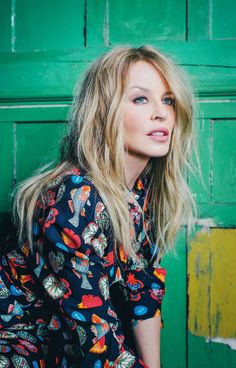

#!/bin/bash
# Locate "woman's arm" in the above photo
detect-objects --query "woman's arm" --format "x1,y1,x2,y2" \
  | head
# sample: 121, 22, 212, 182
37, 176, 147, 367
124, 260, 166, 368
133, 316, 161, 368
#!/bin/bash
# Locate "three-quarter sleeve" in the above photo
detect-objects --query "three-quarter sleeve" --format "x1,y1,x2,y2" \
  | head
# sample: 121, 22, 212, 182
36, 176, 148, 367
125, 251, 166, 328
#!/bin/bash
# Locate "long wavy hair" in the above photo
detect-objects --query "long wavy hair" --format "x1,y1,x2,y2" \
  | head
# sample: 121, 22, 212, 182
14, 45, 200, 260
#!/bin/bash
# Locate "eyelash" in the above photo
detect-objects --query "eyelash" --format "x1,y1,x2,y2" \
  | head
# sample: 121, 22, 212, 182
133, 96, 176, 107
133, 96, 148, 104
162, 97, 176, 107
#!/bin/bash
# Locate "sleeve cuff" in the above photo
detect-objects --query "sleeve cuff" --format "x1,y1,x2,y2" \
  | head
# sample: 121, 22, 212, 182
126, 266, 166, 324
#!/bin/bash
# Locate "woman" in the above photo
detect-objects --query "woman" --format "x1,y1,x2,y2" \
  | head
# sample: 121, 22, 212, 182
0, 45, 198, 367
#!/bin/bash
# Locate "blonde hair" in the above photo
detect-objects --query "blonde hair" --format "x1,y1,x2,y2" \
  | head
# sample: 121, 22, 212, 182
14, 45, 200, 260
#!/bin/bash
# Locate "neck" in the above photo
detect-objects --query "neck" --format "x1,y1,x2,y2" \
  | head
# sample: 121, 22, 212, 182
124, 152, 149, 190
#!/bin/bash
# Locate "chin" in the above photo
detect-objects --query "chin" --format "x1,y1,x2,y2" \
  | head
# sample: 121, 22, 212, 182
150, 149, 170, 158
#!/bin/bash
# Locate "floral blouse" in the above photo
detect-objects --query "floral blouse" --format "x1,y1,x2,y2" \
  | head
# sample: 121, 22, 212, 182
0, 168, 166, 368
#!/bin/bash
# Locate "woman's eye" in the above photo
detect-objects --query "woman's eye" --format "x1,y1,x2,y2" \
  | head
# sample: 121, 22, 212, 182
133, 96, 148, 104
162, 97, 176, 107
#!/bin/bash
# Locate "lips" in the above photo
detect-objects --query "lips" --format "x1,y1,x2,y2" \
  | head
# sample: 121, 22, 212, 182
147, 128, 169, 136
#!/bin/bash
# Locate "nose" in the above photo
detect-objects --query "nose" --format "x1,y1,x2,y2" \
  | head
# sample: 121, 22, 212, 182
151, 103, 167, 121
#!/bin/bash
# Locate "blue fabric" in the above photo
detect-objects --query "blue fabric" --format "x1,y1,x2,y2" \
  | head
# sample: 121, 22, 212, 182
0, 169, 165, 367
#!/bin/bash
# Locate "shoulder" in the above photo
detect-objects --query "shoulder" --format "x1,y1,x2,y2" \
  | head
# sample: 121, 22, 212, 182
40, 169, 110, 232
57, 171, 97, 202
41, 169, 98, 210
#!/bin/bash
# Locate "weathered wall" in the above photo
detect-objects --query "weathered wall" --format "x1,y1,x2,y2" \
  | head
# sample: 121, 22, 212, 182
0, 1, 235, 367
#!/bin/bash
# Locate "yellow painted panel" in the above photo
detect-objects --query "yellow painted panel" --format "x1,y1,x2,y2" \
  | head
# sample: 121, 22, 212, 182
188, 231, 211, 337
188, 229, 236, 339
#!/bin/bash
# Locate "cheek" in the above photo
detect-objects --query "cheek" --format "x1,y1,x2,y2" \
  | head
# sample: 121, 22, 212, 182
170, 116, 177, 142
123, 110, 137, 135
169, 110, 176, 131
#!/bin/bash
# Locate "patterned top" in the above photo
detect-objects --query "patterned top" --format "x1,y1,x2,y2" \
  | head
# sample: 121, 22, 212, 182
0, 168, 166, 368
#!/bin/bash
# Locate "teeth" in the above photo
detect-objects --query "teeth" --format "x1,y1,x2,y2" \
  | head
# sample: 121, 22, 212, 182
152, 132, 164, 136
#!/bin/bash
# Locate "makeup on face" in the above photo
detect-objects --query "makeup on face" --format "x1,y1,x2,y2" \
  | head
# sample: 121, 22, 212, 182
123, 61, 176, 187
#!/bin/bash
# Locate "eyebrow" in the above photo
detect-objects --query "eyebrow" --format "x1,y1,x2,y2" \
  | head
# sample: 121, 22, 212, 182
129, 86, 174, 95
129, 86, 150, 92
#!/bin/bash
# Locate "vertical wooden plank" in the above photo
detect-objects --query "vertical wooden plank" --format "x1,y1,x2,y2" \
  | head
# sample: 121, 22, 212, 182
109, 0, 186, 44
87, 0, 107, 47
188, 0, 210, 40
161, 229, 187, 368
188, 118, 211, 204
212, 120, 236, 203
188, 229, 236, 368
210, 230, 236, 338
14, 0, 85, 51
212, 0, 236, 39
15, 121, 65, 184
188, 229, 236, 339
0, 0, 12, 51
188, 101, 236, 367
188, 0, 236, 41
0, 122, 14, 211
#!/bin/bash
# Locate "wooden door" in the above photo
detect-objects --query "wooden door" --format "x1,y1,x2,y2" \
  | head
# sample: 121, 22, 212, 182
0, 1, 235, 367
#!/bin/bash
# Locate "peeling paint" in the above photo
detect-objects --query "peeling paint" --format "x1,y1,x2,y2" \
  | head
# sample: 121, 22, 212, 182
194, 217, 218, 232
83, 0, 87, 47
0, 104, 70, 109
11, 0, 16, 52
103, 0, 109, 46
200, 99, 236, 103
206, 337, 236, 350
188, 229, 236, 348
209, 0, 213, 40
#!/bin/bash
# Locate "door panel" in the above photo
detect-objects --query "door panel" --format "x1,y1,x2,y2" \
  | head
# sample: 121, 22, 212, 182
212, 120, 236, 202
0, 1, 236, 367
12, 0, 84, 52
161, 229, 187, 368
187, 102, 236, 368
15, 121, 66, 183
109, 0, 186, 44
188, 0, 236, 40
0, 106, 67, 245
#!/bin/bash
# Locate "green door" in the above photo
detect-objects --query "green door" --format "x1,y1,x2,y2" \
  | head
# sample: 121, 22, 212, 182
0, 1, 235, 367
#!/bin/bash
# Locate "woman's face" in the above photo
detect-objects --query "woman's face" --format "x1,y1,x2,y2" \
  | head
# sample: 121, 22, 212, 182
123, 61, 176, 163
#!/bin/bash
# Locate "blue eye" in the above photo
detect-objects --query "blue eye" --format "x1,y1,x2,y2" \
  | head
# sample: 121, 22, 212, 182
162, 97, 176, 106
133, 96, 148, 104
